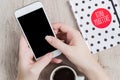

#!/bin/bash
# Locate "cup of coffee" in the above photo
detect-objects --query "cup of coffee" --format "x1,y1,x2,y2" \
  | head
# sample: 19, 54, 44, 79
50, 65, 85, 80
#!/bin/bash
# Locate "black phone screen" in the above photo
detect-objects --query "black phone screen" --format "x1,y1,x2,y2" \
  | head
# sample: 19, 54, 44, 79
18, 8, 56, 58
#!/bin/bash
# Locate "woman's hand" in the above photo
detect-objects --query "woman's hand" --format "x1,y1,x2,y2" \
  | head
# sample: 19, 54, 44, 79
45, 23, 96, 72
16, 36, 62, 80
45, 23, 110, 80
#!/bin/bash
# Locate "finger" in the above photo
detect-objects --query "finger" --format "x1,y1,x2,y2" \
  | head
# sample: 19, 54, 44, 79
51, 58, 63, 64
52, 23, 59, 33
45, 36, 69, 54
19, 36, 29, 51
52, 23, 81, 40
52, 23, 75, 34
19, 36, 32, 60
32, 53, 53, 74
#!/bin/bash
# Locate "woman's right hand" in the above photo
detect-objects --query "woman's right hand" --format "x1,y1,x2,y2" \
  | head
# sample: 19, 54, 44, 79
45, 23, 110, 80
45, 23, 97, 72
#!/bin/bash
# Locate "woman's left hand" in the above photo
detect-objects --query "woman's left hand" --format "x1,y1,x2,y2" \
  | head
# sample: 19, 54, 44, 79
16, 36, 62, 80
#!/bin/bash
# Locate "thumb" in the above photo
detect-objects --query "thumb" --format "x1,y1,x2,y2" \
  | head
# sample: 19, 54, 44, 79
45, 36, 69, 54
31, 53, 53, 74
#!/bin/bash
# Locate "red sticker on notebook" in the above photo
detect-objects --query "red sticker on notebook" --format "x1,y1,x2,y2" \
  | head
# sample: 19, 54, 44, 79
91, 8, 112, 29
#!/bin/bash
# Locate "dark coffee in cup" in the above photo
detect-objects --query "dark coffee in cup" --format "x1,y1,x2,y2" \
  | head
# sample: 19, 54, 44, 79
53, 68, 75, 80
50, 66, 77, 80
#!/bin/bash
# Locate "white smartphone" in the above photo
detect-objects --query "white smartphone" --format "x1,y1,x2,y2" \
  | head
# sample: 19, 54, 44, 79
15, 2, 61, 60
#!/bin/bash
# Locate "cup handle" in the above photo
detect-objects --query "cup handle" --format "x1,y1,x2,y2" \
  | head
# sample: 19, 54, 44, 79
76, 76, 85, 80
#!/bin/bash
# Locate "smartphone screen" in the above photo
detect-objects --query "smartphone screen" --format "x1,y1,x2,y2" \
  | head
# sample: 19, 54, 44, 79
18, 8, 56, 58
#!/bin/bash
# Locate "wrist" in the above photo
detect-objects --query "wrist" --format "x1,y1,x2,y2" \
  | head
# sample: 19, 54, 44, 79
77, 63, 110, 80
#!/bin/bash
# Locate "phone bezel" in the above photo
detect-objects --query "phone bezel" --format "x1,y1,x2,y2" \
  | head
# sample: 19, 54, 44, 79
15, 2, 61, 60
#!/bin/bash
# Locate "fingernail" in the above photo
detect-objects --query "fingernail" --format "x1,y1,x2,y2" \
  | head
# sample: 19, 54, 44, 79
45, 36, 52, 42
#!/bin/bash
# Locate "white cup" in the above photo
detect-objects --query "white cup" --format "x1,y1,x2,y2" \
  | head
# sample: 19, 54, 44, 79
50, 65, 85, 80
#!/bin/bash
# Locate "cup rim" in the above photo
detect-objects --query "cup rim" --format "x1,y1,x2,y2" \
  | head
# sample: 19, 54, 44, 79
50, 65, 77, 80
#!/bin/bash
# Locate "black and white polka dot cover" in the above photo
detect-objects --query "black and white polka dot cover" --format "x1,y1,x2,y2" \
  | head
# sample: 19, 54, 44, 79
69, 0, 120, 54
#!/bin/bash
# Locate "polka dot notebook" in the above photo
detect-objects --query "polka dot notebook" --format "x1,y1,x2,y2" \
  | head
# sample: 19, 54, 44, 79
69, 0, 120, 54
